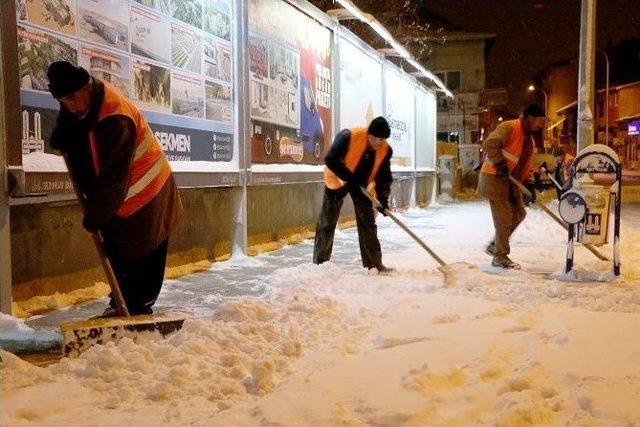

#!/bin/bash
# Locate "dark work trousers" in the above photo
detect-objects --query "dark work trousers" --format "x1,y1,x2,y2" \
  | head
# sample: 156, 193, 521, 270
313, 186, 383, 269
105, 238, 169, 315
489, 183, 526, 258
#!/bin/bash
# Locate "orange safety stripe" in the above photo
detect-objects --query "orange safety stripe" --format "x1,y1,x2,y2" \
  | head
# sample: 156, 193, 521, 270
88, 80, 171, 217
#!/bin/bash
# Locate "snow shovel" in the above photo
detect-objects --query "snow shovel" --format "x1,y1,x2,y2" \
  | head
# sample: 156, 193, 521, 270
359, 187, 447, 268
508, 175, 609, 262
60, 155, 184, 357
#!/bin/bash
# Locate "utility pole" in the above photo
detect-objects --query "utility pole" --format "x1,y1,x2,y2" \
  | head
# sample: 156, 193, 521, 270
0, 17, 12, 314
577, 0, 596, 152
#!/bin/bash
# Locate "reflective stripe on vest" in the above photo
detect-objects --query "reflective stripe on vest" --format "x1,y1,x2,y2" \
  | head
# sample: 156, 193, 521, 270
324, 127, 390, 195
480, 119, 533, 181
89, 80, 171, 217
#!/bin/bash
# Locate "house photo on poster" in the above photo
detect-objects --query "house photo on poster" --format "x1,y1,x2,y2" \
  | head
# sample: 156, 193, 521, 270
24, 0, 77, 36
248, 0, 332, 166
339, 39, 383, 129
130, 5, 171, 63
18, 24, 78, 92
79, 44, 131, 96
78, 0, 129, 52
384, 67, 415, 168
204, 36, 231, 82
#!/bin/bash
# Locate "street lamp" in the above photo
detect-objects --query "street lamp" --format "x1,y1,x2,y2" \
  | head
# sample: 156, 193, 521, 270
528, 84, 548, 147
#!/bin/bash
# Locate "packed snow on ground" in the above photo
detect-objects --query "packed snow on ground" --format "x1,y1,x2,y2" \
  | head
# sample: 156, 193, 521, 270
1, 201, 639, 426
0, 314, 60, 354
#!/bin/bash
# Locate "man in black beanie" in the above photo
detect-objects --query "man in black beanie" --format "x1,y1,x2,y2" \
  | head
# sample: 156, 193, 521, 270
313, 116, 394, 273
47, 61, 182, 316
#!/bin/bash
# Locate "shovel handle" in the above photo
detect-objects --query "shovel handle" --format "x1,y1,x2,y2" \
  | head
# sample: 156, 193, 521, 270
360, 187, 447, 267
64, 156, 130, 317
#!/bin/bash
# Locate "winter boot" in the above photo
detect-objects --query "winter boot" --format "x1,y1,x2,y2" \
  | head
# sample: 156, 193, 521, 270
484, 241, 496, 256
377, 264, 396, 275
491, 255, 521, 270
91, 305, 119, 319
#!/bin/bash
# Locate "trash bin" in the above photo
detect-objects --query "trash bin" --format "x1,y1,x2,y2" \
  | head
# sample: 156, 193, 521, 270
437, 155, 456, 197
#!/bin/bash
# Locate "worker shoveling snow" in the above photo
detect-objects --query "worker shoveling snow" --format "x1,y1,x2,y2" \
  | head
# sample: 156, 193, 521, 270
1, 201, 638, 426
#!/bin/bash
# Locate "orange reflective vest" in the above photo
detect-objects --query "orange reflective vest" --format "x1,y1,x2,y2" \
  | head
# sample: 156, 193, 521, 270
324, 128, 390, 195
480, 119, 533, 182
89, 80, 171, 218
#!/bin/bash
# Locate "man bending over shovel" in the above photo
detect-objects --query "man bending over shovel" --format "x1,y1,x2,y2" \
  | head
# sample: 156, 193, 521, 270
48, 61, 182, 316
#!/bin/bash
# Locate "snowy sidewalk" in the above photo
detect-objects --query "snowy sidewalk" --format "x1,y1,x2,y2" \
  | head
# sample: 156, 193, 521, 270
1, 201, 639, 426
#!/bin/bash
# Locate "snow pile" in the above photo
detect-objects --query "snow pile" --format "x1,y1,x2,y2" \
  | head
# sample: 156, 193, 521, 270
1, 266, 363, 423
0, 313, 60, 353
21, 152, 67, 172
13, 282, 111, 318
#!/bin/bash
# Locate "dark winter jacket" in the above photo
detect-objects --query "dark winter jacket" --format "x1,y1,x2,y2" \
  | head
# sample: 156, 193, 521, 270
50, 79, 182, 260
325, 128, 393, 205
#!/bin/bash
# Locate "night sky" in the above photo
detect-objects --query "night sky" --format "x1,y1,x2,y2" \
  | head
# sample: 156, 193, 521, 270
403, 0, 640, 113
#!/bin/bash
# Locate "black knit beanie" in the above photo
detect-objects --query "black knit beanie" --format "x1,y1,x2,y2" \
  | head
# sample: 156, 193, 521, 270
368, 116, 391, 139
47, 61, 91, 99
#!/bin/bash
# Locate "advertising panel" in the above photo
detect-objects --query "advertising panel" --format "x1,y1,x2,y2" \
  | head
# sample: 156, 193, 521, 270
338, 39, 383, 130
415, 88, 436, 170
248, 0, 332, 166
78, 0, 129, 52
384, 66, 415, 168
17, 0, 237, 177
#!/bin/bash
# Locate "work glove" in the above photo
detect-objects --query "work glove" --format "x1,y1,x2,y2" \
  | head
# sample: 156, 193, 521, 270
376, 199, 389, 216
539, 161, 549, 172
495, 160, 509, 177
533, 172, 543, 191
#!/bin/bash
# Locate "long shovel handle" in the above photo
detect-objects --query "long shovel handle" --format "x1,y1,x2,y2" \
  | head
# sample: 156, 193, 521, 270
509, 176, 610, 262
539, 165, 562, 191
64, 156, 130, 317
360, 187, 447, 267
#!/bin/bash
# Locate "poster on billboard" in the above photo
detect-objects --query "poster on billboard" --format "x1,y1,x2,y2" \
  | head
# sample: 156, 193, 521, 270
15, 0, 237, 178
171, 71, 204, 118
130, 5, 171, 63
78, 0, 129, 52
171, 23, 202, 74
338, 38, 383, 130
132, 59, 171, 113
171, 0, 203, 29
79, 43, 130, 96
248, 0, 332, 166
203, 0, 231, 41
415, 88, 437, 170
204, 36, 231, 82
18, 24, 78, 92
384, 66, 415, 168
23, 0, 77, 36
